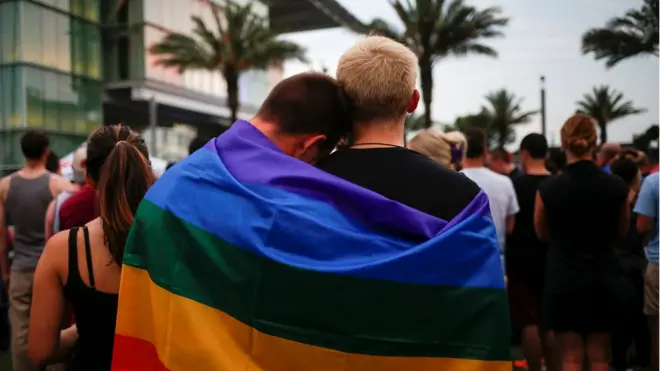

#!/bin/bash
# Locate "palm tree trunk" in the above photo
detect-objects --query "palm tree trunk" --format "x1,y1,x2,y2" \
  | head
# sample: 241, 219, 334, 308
498, 129, 506, 148
224, 67, 240, 124
419, 58, 434, 129
599, 121, 608, 144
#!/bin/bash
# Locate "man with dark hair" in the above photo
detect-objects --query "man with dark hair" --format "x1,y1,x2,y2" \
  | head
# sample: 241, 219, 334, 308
506, 133, 557, 371
461, 128, 519, 265
490, 147, 521, 178
45, 151, 61, 175
0, 130, 76, 371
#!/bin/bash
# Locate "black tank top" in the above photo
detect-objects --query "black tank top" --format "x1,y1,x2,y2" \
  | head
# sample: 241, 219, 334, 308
63, 226, 119, 371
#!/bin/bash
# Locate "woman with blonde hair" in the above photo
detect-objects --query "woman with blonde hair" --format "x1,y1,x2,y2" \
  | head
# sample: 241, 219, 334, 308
534, 114, 631, 371
408, 129, 467, 170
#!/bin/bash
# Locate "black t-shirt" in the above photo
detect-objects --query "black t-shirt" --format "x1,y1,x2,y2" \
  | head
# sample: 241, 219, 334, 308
316, 148, 481, 222
538, 160, 628, 293
505, 174, 551, 282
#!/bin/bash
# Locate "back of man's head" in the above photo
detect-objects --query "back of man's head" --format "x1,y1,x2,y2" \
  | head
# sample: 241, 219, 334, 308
337, 36, 418, 123
520, 133, 548, 159
599, 142, 621, 162
21, 130, 50, 161
490, 148, 512, 163
464, 129, 486, 159
256, 73, 352, 153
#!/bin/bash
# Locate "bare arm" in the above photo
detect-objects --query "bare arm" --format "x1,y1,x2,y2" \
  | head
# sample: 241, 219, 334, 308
44, 200, 56, 241
28, 231, 76, 366
533, 191, 549, 242
49, 176, 78, 198
637, 215, 654, 235
505, 215, 515, 235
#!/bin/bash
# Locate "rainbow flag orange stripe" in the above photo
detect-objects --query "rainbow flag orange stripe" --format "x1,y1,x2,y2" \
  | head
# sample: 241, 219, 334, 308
112, 121, 512, 371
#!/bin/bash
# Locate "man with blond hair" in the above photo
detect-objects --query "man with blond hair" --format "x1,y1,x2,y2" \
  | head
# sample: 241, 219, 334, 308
317, 36, 480, 221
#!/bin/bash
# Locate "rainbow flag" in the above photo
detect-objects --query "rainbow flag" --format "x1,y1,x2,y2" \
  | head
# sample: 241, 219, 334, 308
112, 120, 511, 371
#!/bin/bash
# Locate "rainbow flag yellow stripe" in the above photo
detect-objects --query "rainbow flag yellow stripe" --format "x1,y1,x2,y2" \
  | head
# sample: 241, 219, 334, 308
112, 121, 512, 370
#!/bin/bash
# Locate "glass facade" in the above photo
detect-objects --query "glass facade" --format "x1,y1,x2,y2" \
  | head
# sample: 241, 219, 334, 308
106, 0, 272, 108
0, 0, 102, 170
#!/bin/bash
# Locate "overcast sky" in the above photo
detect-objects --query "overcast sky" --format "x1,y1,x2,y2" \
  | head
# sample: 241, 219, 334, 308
281, 0, 659, 148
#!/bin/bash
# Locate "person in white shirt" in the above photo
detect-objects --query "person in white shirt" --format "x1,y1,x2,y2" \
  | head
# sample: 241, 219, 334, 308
460, 129, 519, 267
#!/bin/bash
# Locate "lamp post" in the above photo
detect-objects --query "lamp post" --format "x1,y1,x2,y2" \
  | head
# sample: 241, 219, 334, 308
540, 76, 547, 138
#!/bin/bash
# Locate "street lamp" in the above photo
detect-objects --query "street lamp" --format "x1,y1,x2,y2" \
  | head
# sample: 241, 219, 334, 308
540, 76, 547, 138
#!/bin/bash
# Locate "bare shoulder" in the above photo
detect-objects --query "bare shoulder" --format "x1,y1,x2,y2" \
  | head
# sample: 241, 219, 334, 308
39, 229, 71, 278
0, 175, 11, 200
49, 174, 78, 196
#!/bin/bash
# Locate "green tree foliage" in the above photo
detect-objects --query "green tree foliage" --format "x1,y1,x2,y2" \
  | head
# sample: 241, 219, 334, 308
576, 85, 646, 143
149, 0, 306, 125
582, 0, 658, 68
352, 0, 508, 129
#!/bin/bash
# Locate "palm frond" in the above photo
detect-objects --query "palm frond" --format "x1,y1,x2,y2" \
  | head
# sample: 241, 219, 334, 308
575, 85, 646, 136
581, 0, 658, 68
149, 33, 216, 72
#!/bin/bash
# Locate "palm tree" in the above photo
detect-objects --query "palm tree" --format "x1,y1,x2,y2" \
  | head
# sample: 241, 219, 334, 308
576, 85, 646, 143
149, 0, 306, 124
482, 89, 537, 148
581, 0, 658, 68
632, 124, 659, 152
353, 0, 508, 129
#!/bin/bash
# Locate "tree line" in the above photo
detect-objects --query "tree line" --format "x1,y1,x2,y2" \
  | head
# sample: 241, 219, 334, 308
148, 0, 658, 146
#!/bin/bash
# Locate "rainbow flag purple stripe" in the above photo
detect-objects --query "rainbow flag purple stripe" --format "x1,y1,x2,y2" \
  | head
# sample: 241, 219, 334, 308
112, 120, 511, 371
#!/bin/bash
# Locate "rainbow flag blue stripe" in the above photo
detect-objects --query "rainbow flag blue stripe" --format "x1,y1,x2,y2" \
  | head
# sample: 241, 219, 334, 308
112, 120, 511, 371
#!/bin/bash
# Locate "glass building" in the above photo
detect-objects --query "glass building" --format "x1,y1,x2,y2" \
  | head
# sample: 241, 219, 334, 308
0, 0, 358, 170
0, 0, 102, 171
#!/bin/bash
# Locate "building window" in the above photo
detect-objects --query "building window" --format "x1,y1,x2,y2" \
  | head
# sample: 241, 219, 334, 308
0, 1, 20, 64
18, 66, 102, 134
0, 67, 25, 129
20, 2, 102, 79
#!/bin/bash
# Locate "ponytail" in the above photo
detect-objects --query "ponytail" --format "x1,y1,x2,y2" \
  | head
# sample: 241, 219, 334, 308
97, 140, 156, 264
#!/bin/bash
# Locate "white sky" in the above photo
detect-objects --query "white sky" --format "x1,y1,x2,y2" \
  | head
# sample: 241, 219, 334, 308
281, 0, 659, 148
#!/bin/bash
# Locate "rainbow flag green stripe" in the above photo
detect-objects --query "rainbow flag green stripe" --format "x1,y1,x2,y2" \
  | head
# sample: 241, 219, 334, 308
113, 120, 511, 371
123, 200, 510, 360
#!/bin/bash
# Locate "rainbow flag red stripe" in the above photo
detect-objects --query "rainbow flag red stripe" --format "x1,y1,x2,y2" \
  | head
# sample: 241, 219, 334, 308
112, 121, 511, 371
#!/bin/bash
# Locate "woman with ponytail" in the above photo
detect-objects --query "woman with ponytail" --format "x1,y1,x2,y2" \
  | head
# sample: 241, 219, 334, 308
28, 125, 155, 370
534, 114, 631, 371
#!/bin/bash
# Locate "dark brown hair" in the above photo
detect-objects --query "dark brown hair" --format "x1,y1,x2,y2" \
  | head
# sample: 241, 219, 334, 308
257, 73, 353, 154
490, 147, 512, 163
88, 125, 155, 264
46, 151, 60, 173
560, 114, 598, 157
464, 128, 487, 159
21, 130, 49, 160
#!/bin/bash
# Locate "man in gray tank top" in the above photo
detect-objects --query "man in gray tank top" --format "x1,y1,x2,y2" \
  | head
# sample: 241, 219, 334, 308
0, 131, 76, 371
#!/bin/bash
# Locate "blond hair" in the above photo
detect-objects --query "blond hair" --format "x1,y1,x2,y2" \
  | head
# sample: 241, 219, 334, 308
409, 129, 451, 167
337, 36, 418, 122
409, 130, 468, 169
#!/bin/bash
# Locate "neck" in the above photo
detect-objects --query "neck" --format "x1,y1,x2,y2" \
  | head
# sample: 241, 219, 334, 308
566, 152, 593, 164
250, 117, 288, 151
462, 157, 484, 169
524, 159, 550, 175
24, 159, 45, 171
351, 118, 405, 148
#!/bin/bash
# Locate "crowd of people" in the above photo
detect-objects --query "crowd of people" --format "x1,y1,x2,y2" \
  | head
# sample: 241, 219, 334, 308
0, 35, 656, 371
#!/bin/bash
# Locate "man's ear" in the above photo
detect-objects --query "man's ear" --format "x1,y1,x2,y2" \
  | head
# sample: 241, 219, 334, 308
407, 90, 420, 114
301, 134, 327, 153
